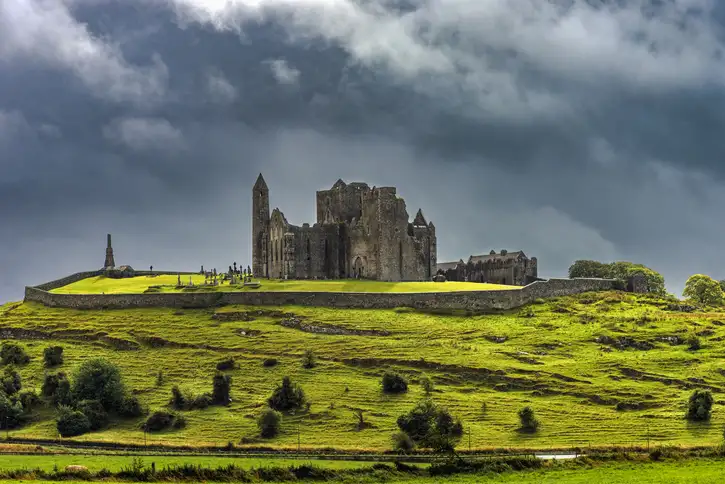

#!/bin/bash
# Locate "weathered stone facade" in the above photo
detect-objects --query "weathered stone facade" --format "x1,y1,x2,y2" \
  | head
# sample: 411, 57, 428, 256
252, 175, 437, 281
437, 250, 538, 286
104, 234, 115, 269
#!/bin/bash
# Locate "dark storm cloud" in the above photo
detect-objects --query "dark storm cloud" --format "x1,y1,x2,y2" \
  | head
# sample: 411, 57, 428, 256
2, 0, 725, 303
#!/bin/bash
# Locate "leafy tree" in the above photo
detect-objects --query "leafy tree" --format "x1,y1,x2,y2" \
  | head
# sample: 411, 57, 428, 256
42, 373, 74, 407
257, 408, 282, 438
268, 376, 306, 412
683, 275, 725, 306
71, 359, 125, 412
43, 346, 64, 367
301, 350, 316, 369
0, 392, 25, 429
0, 343, 30, 366
118, 395, 145, 418
76, 400, 108, 431
420, 374, 434, 395
568, 260, 666, 295
396, 400, 463, 452
382, 371, 408, 394
518, 406, 540, 433
686, 389, 713, 422
1, 367, 21, 395
56, 406, 91, 437
212, 373, 232, 406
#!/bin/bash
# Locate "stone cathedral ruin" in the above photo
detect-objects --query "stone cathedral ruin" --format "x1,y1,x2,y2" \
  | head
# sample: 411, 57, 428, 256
252, 174, 437, 281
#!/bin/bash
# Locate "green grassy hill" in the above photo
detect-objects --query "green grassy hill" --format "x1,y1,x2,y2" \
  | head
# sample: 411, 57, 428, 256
1, 290, 724, 450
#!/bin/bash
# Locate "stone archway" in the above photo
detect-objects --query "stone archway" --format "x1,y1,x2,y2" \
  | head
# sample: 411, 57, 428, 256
352, 256, 364, 279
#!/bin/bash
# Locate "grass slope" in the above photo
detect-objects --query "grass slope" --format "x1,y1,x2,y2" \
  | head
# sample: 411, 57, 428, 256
1, 291, 724, 450
49, 275, 518, 294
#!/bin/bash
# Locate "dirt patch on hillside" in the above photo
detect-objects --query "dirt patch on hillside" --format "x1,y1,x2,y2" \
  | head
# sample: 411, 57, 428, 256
280, 317, 391, 336
0, 327, 139, 350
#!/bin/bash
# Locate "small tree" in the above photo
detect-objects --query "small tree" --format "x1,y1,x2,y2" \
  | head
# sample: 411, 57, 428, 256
683, 275, 725, 306
518, 406, 540, 433
420, 374, 434, 395
392, 431, 414, 453
382, 371, 408, 394
1, 367, 21, 395
0, 343, 30, 366
301, 350, 316, 369
212, 373, 232, 406
686, 389, 713, 421
268, 376, 306, 412
43, 346, 64, 367
396, 400, 463, 452
257, 408, 282, 438
118, 394, 146, 418
144, 410, 178, 432
0, 392, 25, 429
76, 400, 108, 431
71, 359, 125, 412
56, 407, 91, 437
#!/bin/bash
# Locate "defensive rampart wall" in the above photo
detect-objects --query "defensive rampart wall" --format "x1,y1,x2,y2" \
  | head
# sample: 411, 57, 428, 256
24, 275, 619, 311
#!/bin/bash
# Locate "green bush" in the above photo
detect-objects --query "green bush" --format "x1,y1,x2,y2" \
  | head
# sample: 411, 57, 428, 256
71, 359, 125, 412
18, 390, 41, 411
170, 386, 211, 410
43, 346, 64, 367
518, 406, 540, 433
263, 358, 278, 368
42, 373, 73, 407
301, 350, 316, 369
216, 358, 237, 371
1, 367, 21, 395
268, 377, 306, 412
396, 400, 463, 452
683, 275, 725, 306
76, 400, 108, 431
144, 410, 181, 432
687, 335, 702, 351
118, 394, 146, 418
686, 389, 713, 421
568, 260, 665, 295
257, 408, 282, 438
420, 374, 434, 395
382, 371, 408, 394
212, 373, 232, 406
56, 407, 91, 437
392, 431, 414, 452
0, 343, 30, 366
0, 392, 25, 429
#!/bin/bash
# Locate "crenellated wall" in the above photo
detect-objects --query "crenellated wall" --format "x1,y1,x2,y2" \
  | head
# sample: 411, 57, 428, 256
24, 276, 619, 311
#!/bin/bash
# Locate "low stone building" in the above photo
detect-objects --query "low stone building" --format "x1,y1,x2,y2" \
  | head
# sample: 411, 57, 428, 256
437, 250, 538, 286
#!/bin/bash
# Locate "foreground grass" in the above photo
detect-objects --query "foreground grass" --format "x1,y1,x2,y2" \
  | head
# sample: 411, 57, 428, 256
49, 275, 518, 294
2, 291, 725, 450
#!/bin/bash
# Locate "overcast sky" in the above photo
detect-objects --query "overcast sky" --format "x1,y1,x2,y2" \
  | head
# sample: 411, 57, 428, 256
2, 0, 725, 303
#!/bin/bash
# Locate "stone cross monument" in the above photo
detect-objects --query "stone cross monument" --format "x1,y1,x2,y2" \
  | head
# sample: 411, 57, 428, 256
104, 234, 115, 269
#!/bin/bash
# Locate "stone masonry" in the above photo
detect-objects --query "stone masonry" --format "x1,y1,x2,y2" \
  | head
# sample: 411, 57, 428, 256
252, 174, 437, 281
437, 250, 539, 286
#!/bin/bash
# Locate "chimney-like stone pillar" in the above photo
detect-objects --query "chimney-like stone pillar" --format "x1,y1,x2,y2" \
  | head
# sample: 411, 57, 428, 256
104, 234, 115, 269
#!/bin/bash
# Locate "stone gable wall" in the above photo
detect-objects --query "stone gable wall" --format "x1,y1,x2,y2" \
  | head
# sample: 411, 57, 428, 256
24, 276, 618, 311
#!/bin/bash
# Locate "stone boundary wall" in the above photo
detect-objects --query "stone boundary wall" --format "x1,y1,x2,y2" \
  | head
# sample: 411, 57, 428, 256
24, 276, 618, 311
33, 270, 200, 291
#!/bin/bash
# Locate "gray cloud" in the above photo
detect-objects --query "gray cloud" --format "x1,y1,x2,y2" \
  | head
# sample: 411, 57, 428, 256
2, 0, 725, 303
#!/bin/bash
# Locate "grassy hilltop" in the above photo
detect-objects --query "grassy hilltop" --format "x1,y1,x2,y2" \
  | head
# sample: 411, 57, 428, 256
2, 285, 725, 451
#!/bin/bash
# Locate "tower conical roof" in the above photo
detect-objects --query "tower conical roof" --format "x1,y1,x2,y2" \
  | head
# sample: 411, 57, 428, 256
413, 209, 427, 226
253, 173, 268, 190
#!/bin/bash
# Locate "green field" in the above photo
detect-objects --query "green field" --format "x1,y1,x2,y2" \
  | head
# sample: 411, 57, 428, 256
49, 275, 517, 294
2, 290, 725, 451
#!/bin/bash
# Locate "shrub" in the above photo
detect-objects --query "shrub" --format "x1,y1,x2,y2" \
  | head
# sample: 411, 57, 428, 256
392, 431, 414, 452
144, 410, 178, 432
71, 359, 125, 412
420, 374, 434, 395
301, 350, 316, 369
687, 335, 702, 351
18, 390, 40, 411
683, 274, 725, 306
170, 386, 187, 410
0, 392, 25, 429
155, 371, 164, 387
382, 371, 408, 394
257, 408, 282, 438
268, 377, 306, 412
0, 343, 30, 366
192, 394, 212, 410
170, 386, 211, 410
76, 400, 108, 431
686, 389, 713, 421
118, 394, 146, 418
568, 260, 666, 295
56, 407, 91, 437
173, 414, 187, 429
43, 346, 64, 367
518, 406, 540, 433
396, 400, 463, 452
263, 358, 278, 367
212, 373, 232, 406
42, 373, 73, 407
216, 358, 237, 371
2, 367, 21, 395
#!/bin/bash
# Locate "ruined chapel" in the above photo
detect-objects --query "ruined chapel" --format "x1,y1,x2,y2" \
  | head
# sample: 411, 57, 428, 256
251, 174, 437, 281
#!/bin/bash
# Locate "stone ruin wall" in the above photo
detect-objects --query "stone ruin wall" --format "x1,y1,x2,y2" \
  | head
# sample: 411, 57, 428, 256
24, 276, 619, 311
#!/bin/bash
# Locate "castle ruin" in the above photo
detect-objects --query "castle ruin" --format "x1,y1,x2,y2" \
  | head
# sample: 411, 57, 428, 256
437, 250, 538, 286
251, 174, 437, 281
